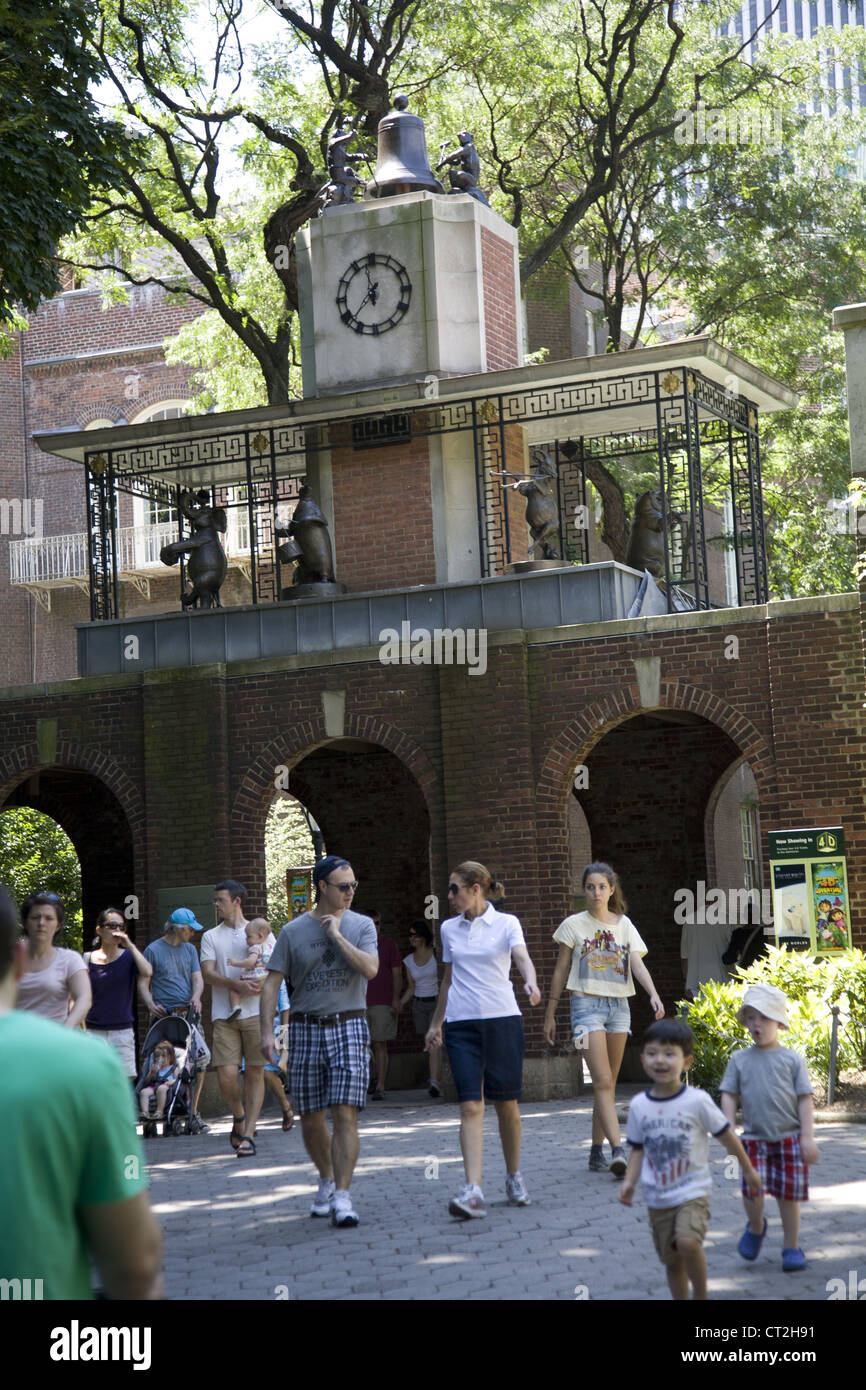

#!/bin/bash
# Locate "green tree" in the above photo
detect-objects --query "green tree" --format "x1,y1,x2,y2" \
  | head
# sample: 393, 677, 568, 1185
0, 0, 134, 336
64, 0, 801, 403
264, 796, 315, 929
0, 808, 84, 949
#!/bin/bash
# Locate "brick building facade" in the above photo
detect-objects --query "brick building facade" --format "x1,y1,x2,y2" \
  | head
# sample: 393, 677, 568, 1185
1, 589, 862, 1091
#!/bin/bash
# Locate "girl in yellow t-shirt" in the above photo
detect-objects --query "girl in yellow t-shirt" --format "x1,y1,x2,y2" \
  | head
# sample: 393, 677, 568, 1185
544, 862, 664, 1175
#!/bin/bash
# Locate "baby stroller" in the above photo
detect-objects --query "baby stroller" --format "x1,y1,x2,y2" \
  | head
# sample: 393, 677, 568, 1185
136, 1011, 203, 1137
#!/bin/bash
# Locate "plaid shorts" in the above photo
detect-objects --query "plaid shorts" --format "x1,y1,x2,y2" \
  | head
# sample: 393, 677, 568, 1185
288, 1016, 370, 1115
742, 1135, 808, 1202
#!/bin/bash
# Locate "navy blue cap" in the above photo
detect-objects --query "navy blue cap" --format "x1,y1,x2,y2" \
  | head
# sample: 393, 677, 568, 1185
312, 856, 350, 888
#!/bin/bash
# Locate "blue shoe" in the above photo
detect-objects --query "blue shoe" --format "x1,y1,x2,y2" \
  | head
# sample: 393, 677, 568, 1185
782, 1247, 807, 1271
737, 1219, 767, 1260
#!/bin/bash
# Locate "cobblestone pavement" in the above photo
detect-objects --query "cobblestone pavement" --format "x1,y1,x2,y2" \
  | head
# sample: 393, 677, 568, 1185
144, 1087, 866, 1303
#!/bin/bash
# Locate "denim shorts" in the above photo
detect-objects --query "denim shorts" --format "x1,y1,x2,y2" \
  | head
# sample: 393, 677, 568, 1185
570, 993, 631, 1043
443, 1016, 525, 1102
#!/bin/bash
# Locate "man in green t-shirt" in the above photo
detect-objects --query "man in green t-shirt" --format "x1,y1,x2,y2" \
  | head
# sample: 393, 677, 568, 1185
0, 883, 162, 1299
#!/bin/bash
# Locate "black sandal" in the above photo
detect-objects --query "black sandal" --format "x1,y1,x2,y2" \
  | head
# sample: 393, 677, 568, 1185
236, 1135, 256, 1156
230, 1114, 245, 1150
282, 1109, 295, 1132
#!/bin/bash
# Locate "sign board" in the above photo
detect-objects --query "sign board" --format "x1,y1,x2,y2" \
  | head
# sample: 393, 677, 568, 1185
286, 867, 314, 920
767, 828, 851, 955
154, 885, 218, 940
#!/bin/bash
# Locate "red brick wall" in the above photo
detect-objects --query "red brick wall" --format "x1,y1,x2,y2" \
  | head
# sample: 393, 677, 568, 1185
0, 284, 205, 687
329, 428, 436, 590
480, 226, 520, 370
0, 600, 862, 1060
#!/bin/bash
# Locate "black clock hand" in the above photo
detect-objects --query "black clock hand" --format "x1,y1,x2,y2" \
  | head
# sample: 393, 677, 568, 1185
356, 278, 379, 314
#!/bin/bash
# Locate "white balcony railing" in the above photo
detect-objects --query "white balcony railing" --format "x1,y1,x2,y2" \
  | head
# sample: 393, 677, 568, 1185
9, 520, 252, 610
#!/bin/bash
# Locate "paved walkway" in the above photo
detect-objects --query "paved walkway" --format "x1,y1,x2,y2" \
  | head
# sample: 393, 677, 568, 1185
144, 1087, 866, 1302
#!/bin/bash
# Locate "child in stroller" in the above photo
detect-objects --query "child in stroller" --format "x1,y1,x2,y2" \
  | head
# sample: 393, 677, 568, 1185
138, 1042, 179, 1132
136, 1011, 203, 1136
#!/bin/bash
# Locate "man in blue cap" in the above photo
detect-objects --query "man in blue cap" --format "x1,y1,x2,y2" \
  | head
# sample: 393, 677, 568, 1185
260, 855, 378, 1228
142, 907, 209, 1130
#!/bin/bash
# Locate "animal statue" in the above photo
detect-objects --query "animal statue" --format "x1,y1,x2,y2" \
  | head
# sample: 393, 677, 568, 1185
159, 489, 228, 610
319, 121, 365, 209
496, 447, 562, 559
435, 131, 490, 206
625, 490, 686, 577
275, 485, 337, 592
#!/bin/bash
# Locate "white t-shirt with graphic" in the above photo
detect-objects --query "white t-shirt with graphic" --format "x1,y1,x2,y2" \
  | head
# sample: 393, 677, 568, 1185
553, 910, 646, 997
626, 1084, 730, 1209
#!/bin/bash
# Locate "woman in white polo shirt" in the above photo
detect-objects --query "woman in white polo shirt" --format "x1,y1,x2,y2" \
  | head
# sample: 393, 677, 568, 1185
425, 861, 541, 1219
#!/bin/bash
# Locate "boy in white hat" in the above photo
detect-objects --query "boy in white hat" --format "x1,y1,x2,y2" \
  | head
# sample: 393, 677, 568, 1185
720, 983, 819, 1271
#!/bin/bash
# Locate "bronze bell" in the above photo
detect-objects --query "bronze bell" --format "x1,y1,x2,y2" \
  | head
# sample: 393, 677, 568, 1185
365, 95, 444, 199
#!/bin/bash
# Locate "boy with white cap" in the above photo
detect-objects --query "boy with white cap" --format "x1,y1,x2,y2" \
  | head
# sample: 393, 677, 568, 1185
720, 983, 819, 1271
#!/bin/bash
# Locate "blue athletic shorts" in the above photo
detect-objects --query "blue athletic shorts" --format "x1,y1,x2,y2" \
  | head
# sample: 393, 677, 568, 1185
443, 1016, 525, 1102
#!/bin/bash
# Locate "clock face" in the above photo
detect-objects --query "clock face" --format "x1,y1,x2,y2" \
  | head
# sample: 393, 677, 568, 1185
336, 253, 412, 335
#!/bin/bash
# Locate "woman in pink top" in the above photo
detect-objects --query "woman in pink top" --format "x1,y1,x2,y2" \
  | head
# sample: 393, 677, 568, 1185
16, 891, 91, 1027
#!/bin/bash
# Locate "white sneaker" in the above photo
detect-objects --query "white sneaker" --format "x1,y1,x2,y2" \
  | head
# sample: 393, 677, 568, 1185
310, 1178, 335, 1217
330, 1190, 359, 1228
448, 1183, 486, 1219
505, 1171, 531, 1206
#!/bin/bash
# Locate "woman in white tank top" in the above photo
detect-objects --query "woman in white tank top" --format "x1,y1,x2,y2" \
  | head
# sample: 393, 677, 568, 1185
399, 921, 442, 1097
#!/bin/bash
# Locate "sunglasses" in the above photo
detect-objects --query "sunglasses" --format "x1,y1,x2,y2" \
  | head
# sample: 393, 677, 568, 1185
447, 884, 460, 894
327, 880, 359, 893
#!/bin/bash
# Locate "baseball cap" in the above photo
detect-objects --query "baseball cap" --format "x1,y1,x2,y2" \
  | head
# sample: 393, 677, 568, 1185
312, 855, 351, 889
166, 907, 205, 932
737, 983, 789, 1029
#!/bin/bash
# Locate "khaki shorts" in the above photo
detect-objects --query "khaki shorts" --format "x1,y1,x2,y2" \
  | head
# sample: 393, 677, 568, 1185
649, 1196, 711, 1264
88, 1026, 137, 1077
212, 1016, 264, 1069
367, 1004, 398, 1042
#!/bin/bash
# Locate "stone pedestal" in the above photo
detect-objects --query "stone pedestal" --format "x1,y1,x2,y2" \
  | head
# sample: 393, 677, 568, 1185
297, 191, 521, 396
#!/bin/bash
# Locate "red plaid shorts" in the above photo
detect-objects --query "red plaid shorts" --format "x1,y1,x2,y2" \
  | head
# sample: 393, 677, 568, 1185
742, 1135, 808, 1202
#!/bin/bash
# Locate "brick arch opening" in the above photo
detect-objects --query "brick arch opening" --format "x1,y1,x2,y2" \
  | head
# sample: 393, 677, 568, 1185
0, 766, 138, 930
536, 686, 776, 1056
231, 716, 441, 927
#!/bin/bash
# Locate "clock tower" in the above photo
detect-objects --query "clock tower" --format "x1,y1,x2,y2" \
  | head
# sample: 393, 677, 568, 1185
296, 102, 526, 589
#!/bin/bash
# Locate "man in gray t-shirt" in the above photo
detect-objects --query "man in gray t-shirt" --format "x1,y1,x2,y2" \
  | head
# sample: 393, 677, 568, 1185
260, 856, 378, 1229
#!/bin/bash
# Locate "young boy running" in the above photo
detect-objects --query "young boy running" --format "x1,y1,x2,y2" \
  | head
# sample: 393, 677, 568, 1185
720, 983, 818, 1272
618, 1019, 761, 1300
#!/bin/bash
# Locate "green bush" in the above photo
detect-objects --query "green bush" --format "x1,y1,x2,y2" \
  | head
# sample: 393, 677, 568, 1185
681, 946, 866, 1096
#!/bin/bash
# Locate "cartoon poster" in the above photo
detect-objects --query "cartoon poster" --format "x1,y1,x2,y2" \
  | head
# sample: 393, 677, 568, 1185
768, 828, 850, 956
812, 861, 852, 952
286, 867, 313, 919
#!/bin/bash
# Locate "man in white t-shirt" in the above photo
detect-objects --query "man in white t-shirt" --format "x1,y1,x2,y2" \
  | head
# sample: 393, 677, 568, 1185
200, 878, 275, 1157
680, 921, 732, 1001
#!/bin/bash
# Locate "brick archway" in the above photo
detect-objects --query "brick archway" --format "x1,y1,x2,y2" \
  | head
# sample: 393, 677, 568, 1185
232, 714, 440, 829
535, 681, 776, 932
230, 714, 443, 919
0, 742, 146, 837
537, 680, 775, 833
0, 743, 147, 923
